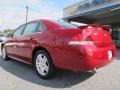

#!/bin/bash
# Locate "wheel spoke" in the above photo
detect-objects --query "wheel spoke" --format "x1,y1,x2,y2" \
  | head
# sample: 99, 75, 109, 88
43, 65, 49, 72
43, 58, 47, 64
38, 67, 42, 75
43, 56, 47, 60
38, 55, 43, 61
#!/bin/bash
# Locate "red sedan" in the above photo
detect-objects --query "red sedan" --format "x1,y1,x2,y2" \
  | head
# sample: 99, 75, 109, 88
1, 19, 116, 79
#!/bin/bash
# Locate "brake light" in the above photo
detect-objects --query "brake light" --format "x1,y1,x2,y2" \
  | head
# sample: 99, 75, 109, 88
68, 29, 94, 45
82, 28, 94, 40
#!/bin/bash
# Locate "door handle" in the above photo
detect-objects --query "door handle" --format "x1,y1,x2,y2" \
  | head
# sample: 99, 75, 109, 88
30, 38, 33, 40
30, 37, 35, 40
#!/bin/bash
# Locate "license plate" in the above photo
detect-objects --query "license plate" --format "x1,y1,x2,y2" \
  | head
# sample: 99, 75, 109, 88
108, 50, 112, 60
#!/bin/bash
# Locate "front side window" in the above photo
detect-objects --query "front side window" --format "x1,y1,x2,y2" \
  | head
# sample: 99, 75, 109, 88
23, 23, 38, 35
13, 25, 25, 37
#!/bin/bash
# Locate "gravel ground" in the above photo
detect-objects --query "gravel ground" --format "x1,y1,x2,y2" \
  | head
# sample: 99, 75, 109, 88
0, 43, 120, 90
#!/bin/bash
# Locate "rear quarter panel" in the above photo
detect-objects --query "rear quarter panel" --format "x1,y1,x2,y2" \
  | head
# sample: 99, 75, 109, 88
48, 28, 87, 71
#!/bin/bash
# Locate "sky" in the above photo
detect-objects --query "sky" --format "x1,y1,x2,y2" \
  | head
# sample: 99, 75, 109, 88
0, 0, 79, 31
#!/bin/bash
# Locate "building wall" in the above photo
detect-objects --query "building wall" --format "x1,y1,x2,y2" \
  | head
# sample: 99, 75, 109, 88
64, 0, 120, 18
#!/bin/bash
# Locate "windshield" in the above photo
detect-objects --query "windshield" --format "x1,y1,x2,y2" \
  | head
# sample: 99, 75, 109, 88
53, 21, 78, 28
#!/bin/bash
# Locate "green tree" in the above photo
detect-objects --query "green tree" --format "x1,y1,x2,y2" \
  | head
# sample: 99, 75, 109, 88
3, 29, 14, 36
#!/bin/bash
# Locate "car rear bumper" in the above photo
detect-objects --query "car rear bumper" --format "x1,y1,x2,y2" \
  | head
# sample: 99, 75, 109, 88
53, 44, 116, 72
80, 44, 116, 71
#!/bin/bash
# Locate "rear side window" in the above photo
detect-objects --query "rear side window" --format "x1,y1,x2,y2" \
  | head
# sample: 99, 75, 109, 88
23, 23, 38, 35
13, 25, 25, 37
37, 22, 46, 31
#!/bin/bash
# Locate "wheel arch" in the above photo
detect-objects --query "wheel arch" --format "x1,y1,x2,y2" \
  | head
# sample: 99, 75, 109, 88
32, 46, 53, 66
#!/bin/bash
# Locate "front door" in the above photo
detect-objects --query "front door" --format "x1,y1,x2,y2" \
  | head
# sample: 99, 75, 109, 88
14, 22, 39, 63
6, 25, 26, 58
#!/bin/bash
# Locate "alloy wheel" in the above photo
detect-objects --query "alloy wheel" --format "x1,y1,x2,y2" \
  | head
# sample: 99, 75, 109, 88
36, 54, 49, 76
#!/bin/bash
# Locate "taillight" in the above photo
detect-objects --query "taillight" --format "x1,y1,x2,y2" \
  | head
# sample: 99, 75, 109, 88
68, 29, 94, 45
85, 36, 93, 41
82, 28, 94, 40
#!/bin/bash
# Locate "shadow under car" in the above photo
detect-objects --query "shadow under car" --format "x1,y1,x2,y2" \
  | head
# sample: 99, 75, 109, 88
0, 56, 95, 88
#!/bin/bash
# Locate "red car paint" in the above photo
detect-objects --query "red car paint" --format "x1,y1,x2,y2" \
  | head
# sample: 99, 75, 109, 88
5, 19, 116, 72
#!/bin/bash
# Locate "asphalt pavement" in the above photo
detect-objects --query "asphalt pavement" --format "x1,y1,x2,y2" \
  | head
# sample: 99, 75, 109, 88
0, 43, 120, 90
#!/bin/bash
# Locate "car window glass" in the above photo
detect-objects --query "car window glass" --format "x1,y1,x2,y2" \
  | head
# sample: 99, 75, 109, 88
13, 25, 25, 37
38, 23, 45, 31
53, 21, 78, 28
23, 23, 38, 35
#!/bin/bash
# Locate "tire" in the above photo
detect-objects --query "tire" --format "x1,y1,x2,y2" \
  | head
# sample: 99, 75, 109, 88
34, 50, 55, 79
1, 46, 9, 60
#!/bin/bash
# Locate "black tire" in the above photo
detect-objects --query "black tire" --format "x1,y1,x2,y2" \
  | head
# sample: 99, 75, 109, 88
1, 45, 9, 60
34, 50, 55, 79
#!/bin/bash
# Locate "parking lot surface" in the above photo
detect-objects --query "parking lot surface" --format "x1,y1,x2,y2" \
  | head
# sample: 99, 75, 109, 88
0, 43, 120, 90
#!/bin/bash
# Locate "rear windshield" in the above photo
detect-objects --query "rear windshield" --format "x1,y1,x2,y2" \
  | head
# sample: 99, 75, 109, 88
53, 21, 78, 28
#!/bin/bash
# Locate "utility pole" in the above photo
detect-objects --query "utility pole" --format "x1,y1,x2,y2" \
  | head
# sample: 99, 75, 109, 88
26, 6, 29, 23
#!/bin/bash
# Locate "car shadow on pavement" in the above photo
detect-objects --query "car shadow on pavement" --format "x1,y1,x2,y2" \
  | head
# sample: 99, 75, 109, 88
0, 56, 95, 88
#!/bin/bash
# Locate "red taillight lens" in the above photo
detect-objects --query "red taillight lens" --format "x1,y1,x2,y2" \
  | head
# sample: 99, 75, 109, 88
82, 28, 94, 41
85, 36, 93, 41
68, 28, 95, 45
68, 30, 94, 45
